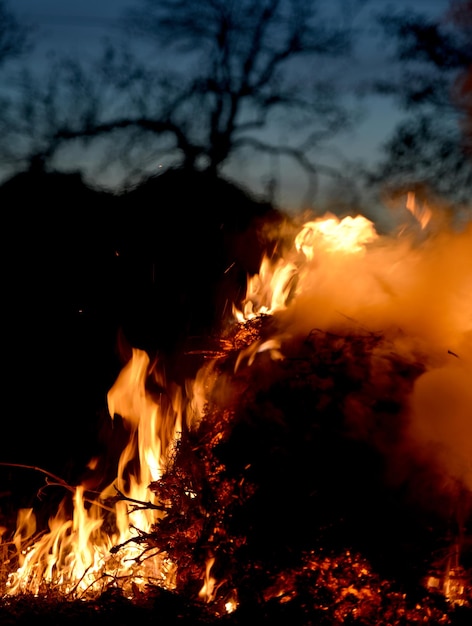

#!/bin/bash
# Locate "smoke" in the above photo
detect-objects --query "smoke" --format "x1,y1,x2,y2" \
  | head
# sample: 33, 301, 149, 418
409, 355, 472, 492
282, 219, 471, 350
270, 209, 472, 504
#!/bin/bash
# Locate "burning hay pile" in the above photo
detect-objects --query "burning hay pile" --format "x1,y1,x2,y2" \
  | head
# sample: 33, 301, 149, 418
0, 197, 471, 625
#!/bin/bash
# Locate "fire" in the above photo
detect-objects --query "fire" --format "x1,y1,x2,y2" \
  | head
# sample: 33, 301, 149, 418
5, 348, 191, 597
406, 191, 433, 230
294, 214, 378, 257
233, 213, 377, 322
1, 202, 471, 616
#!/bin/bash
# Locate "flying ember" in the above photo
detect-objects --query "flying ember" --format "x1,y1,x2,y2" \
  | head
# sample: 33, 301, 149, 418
1, 201, 471, 620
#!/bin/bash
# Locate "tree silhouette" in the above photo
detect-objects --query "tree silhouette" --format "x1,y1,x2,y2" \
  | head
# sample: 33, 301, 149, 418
367, 0, 472, 206
0, 0, 367, 206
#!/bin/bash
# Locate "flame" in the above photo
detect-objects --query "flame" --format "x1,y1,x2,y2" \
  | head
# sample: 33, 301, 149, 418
233, 213, 377, 322
233, 255, 298, 321
295, 214, 378, 257
236, 211, 472, 492
2, 206, 471, 610
198, 556, 217, 603
406, 191, 433, 229
5, 348, 193, 597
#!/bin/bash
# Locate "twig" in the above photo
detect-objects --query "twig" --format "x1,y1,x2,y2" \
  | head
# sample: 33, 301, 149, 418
112, 487, 167, 512
0, 462, 115, 513
0, 462, 72, 493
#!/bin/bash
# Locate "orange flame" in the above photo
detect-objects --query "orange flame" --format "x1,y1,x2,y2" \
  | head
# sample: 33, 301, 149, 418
234, 213, 378, 322
406, 192, 433, 229
6, 349, 190, 597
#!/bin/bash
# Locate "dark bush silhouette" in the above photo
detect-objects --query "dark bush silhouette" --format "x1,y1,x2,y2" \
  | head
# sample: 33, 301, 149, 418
0, 166, 282, 483
114, 168, 282, 357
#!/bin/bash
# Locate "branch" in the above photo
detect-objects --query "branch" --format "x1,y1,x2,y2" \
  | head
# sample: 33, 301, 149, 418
0, 462, 115, 513
0, 462, 72, 492
233, 135, 344, 178
55, 117, 203, 165
112, 486, 168, 513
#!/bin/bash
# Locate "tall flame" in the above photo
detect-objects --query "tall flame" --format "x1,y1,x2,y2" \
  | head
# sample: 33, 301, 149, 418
6, 348, 197, 596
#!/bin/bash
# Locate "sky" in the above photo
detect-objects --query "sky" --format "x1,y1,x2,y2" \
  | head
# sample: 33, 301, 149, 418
9, 0, 453, 212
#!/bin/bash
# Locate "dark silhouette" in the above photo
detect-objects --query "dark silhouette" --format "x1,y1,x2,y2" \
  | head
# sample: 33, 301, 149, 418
368, 1, 472, 205
113, 168, 282, 357
0, 0, 29, 67
0, 0, 364, 207
0, 166, 282, 482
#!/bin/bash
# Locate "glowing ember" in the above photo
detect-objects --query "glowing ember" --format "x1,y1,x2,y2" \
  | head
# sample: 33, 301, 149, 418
0, 202, 471, 620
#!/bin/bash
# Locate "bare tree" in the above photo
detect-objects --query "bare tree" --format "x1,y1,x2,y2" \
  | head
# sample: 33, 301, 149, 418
120, 0, 355, 172
367, 0, 472, 206
0, 0, 368, 206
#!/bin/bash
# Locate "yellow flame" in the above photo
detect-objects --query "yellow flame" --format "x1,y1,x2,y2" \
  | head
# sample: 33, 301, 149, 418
7, 349, 186, 596
295, 214, 377, 258
198, 556, 217, 602
234, 214, 378, 322
233, 256, 298, 321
